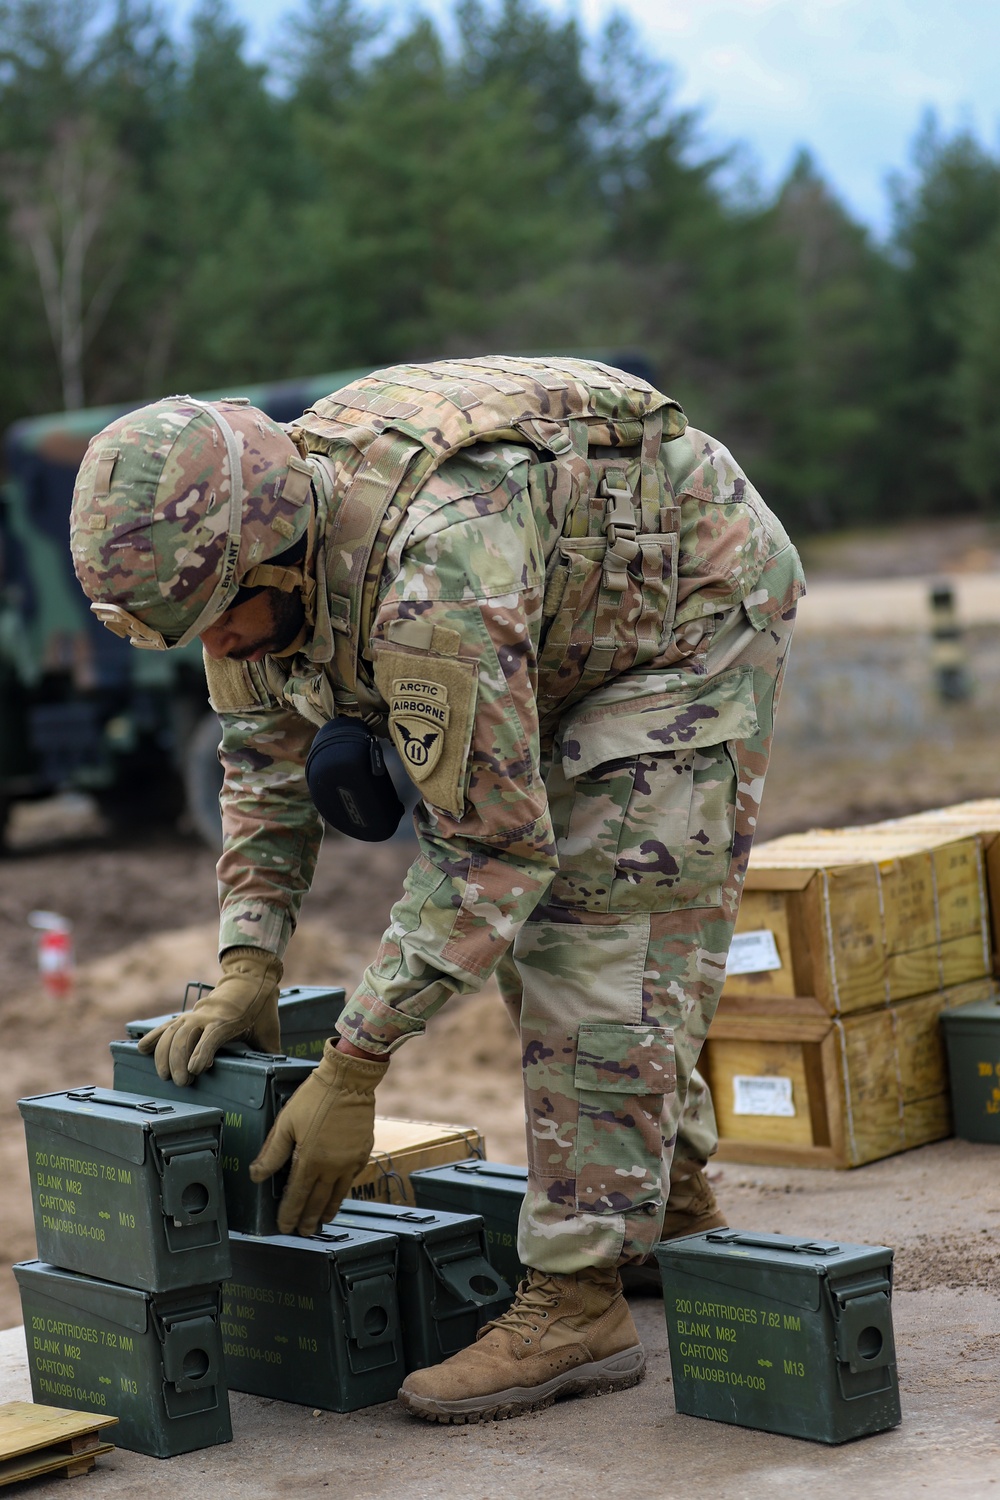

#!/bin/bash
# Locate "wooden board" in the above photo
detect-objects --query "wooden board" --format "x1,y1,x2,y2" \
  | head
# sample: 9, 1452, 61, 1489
705, 976, 996, 1169
0, 1402, 117, 1488
725, 830, 993, 1014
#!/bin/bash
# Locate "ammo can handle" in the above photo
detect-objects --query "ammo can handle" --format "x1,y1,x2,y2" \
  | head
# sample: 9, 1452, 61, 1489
182, 980, 213, 1011
706, 1230, 841, 1256
452, 1162, 525, 1181
66, 1087, 174, 1115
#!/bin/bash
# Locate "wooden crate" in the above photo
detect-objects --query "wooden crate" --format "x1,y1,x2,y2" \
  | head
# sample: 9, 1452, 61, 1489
704, 976, 999, 1169
864, 800, 1000, 971
723, 827, 992, 1014
351, 1118, 485, 1204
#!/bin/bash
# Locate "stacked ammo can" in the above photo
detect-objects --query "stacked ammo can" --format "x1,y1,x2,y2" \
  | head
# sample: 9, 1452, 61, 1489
109, 983, 411, 1412
706, 805, 1000, 1167
15, 1085, 233, 1457
103, 984, 509, 1412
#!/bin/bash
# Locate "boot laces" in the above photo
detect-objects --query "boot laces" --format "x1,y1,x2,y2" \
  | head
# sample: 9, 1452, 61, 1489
481, 1271, 563, 1342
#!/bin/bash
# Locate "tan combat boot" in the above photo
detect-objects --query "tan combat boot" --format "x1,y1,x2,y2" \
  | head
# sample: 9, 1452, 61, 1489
398, 1265, 645, 1423
659, 1160, 728, 1240
621, 1163, 728, 1294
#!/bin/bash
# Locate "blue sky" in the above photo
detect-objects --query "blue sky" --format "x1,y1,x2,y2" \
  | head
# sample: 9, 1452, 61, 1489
179, 0, 1000, 238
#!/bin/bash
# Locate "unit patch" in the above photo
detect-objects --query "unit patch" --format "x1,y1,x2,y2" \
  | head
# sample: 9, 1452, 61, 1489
373, 645, 479, 818
390, 678, 451, 780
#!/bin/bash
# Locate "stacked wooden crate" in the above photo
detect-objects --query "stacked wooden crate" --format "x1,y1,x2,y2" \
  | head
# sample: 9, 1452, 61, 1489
705, 811, 999, 1168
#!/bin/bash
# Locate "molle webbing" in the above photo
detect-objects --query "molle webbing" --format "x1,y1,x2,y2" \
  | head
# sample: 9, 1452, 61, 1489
288, 357, 686, 708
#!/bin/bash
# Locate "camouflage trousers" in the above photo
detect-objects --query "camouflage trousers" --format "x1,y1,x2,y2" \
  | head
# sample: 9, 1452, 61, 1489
496, 589, 797, 1273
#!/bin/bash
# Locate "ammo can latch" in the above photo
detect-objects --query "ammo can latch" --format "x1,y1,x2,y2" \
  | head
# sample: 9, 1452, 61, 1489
340, 1270, 399, 1358
829, 1276, 896, 1376
155, 1306, 222, 1415
152, 1136, 223, 1228
427, 1244, 510, 1310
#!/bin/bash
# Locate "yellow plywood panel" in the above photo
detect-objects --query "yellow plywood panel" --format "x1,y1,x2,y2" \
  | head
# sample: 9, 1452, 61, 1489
0, 1402, 117, 1490
706, 1038, 815, 1148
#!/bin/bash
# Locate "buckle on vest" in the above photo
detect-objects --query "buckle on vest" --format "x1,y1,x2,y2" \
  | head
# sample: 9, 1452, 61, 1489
600, 474, 639, 591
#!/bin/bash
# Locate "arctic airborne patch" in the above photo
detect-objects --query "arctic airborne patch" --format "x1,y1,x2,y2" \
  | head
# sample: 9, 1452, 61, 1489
389, 677, 451, 780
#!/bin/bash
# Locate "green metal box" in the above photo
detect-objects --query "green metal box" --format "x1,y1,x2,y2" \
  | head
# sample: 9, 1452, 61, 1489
110, 1038, 314, 1236
654, 1229, 901, 1444
224, 1227, 405, 1410
940, 994, 1000, 1142
18, 1086, 229, 1294
330, 1200, 513, 1371
274, 985, 346, 1059
14, 1259, 231, 1458
125, 983, 346, 1063
410, 1159, 527, 1293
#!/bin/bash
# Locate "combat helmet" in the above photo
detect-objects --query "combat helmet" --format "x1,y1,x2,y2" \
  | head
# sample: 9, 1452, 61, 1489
70, 395, 315, 649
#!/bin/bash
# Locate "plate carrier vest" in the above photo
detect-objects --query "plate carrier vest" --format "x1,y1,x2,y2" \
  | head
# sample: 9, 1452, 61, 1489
288, 356, 687, 720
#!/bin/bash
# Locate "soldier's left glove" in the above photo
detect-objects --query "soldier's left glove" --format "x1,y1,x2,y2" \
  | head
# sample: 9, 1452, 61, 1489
137, 946, 283, 1086
249, 1040, 388, 1235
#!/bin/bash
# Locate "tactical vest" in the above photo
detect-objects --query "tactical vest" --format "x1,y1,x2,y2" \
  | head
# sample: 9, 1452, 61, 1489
288, 356, 688, 722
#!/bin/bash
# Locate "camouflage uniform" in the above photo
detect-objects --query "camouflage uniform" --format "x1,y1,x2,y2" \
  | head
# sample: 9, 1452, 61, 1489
198, 359, 804, 1274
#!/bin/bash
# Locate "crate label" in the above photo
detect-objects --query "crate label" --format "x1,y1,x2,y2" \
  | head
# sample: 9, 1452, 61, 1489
727, 929, 782, 975
733, 1075, 795, 1117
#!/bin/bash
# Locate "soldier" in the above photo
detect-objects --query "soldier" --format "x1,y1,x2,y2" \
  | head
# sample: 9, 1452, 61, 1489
70, 357, 804, 1423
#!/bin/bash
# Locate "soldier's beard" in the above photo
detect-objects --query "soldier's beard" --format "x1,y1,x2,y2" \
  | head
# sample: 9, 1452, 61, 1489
227, 589, 306, 660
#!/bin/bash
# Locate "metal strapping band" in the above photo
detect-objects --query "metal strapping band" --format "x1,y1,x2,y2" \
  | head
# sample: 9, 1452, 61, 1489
888, 1008, 906, 1144
821, 869, 843, 1015
973, 839, 992, 972
874, 863, 891, 1006
928, 851, 945, 991
833, 1017, 859, 1165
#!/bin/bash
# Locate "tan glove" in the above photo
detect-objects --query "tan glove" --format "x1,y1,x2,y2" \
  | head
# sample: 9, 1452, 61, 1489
249, 1040, 388, 1235
136, 947, 283, 1086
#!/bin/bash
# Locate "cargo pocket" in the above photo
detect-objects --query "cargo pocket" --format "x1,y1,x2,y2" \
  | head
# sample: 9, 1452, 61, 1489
548, 667, 758, 913
573, 1022, 675, 1214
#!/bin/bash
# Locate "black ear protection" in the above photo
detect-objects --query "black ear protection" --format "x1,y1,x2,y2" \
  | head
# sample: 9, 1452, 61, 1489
305, 719, 405, 842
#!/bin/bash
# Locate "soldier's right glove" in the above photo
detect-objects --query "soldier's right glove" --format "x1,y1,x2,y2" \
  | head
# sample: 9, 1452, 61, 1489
249, 1041, 388, 1235
137, 946, 283, 1086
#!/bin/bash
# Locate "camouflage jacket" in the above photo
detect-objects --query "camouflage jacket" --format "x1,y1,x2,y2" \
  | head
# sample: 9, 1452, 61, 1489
205, 411, 804, 1056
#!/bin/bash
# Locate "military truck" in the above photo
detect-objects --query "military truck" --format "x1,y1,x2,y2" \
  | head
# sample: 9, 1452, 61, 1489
0, 352, 656, 850
0, 370, 369, 848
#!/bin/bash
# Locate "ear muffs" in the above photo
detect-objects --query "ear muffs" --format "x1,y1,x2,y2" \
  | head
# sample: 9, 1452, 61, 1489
305, 719, 404, 842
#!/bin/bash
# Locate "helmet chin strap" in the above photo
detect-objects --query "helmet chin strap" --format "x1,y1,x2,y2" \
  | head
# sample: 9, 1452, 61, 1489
238, 488, 319, 660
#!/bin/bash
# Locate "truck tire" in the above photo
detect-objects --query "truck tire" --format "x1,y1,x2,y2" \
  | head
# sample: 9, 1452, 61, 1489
184, 712, 224, 849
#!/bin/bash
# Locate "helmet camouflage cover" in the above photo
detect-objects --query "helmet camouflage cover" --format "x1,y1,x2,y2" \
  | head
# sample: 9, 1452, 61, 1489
70, 396, 315, 648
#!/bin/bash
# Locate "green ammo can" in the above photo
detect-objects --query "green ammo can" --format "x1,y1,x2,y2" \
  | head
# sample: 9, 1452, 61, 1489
125, 982, 346, 1064
110, 1038, 314, 1236
14, 1260, 231, 1458
410, 1159, 527, 1293
329, 1200, 513, 1371
654, 1229, 901, 1444
224, 1227, 405, 1410
274, 984, 346, 1059
18, 1086, 229, 1294
940, 992, 1000, 1142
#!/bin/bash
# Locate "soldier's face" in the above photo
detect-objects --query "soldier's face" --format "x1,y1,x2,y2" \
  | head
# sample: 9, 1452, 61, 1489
199, 589, 303, 661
